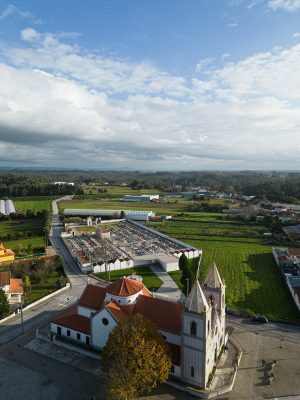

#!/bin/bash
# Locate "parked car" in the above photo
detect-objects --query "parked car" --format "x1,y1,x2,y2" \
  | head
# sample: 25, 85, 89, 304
252, 315, 268, 323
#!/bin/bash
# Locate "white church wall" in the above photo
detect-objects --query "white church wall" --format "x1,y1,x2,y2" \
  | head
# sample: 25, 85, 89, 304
78, 305, 93, 318
106, 290, 142, 306
91, 308, 117, 349
50, 323, 90, 346
181, 347, 205, 387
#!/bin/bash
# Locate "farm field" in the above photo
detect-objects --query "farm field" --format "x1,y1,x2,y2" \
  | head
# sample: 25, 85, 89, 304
15, 199, 52, 212
151, 216, 300, 322
94, 265, 163, 292
59, 197, 193, 215
0, 219, 43, 238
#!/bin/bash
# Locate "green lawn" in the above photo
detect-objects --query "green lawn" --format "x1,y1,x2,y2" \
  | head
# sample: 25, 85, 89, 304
151, 216, 300, 322
24, 277, 58, 304
94, 265, 163, 292
15, 199, 52, 212
3, 236, 45, 254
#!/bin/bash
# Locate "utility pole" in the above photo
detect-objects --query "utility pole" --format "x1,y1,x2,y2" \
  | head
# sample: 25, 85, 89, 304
19, 297, 24, 335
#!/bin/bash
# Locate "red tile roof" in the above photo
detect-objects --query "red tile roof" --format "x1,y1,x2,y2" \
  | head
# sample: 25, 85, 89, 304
54, 308, 90, 334
7, 278, 23, 294
133, 295, 183, 334
106, 277, 144, 297
79, 284, 106, 310
106, 301, 129, 320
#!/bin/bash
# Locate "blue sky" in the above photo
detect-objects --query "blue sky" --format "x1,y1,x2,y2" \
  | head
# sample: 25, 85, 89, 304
0, 0, 300, 169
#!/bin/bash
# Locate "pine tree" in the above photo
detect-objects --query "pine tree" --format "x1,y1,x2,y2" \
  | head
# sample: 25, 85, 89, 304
101, 314, 171, 399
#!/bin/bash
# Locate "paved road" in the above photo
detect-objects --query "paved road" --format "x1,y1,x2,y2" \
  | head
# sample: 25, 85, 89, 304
0, 197, 104, 344
227, 315, 300, 346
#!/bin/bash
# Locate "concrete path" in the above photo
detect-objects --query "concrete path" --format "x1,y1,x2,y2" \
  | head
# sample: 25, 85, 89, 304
150, 264, 186, 302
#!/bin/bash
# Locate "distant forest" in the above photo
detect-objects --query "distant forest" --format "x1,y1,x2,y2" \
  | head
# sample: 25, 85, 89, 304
0, 170, 300, 203
0, 174, 82, 197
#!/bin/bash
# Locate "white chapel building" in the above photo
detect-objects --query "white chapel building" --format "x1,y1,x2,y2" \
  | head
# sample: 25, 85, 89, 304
51, 262, 227, 389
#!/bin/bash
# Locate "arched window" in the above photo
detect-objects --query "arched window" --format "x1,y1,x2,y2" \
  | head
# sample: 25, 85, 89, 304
208, 320, 210, 332
190, 321, 197, 336
191, 366, 195, 377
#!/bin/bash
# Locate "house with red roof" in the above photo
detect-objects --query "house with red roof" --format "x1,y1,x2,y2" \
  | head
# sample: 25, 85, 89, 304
51, 263, 227, 389
0, 271, 23, 303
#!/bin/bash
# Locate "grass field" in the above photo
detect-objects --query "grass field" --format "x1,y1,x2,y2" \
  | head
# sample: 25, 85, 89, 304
59, 197, 193, 215
94, 265, 163, 292
3, 236, 45, 253
151, 216, 300, 322
24, 275, 60, 304
0, 219, 43, 237
15, 199, 52, 212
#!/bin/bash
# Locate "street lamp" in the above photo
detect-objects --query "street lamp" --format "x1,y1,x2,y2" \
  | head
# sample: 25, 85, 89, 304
19, 296, 24, 335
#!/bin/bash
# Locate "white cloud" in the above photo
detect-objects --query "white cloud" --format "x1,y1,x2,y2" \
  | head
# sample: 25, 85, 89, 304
196, 57, 214, 73
0, 29, 300, 169
0, 4, 42, 24
268, 0, 300, 11
293, 32, 300, 38
20, 28, 40, 42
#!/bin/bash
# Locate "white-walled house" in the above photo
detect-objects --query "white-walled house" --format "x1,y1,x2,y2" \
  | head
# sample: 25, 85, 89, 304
51, 263, 227, 389
0, 271, 23, 303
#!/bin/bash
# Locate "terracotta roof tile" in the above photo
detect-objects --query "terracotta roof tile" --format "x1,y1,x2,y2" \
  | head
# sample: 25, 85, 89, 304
106, 301, 129, 320
54, 308, 90, 334
133, 295, 183, 334
106, 277, 144, 297
7, 278, 23, 294
79, 285, 106, 310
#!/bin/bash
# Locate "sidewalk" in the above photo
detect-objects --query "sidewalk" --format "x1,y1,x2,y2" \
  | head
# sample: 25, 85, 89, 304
150, 264, 186, 302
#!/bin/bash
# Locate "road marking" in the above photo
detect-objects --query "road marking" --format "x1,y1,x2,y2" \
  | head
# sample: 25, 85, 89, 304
57, 295, 77, 306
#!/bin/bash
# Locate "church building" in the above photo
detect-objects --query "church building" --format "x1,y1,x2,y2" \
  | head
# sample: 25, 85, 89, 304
51, 262, 227, 389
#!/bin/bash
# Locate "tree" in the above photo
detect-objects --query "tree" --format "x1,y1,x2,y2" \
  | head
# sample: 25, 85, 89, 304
101, 314, 171, 400
25, 276, 31, 292
0, 288, 10, 318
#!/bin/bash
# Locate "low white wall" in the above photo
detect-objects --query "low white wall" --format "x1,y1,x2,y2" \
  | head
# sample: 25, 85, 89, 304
0, 283, 70, 325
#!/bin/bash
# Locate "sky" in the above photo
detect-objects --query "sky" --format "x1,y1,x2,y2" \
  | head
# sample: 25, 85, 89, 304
0, 0, 300, 170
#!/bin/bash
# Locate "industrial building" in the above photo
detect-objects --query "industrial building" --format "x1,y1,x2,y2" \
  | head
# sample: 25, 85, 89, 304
0, 199, 16, 216
62, 220, 200, 273
123, 194, 159, 202
63, 208, 154, 221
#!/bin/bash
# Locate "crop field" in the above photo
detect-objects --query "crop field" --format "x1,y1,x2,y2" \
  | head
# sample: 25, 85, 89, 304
0, 219, 43, 238
94, 265, 163, 292
15, 199, 52, 212
148, 215, 300, 322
